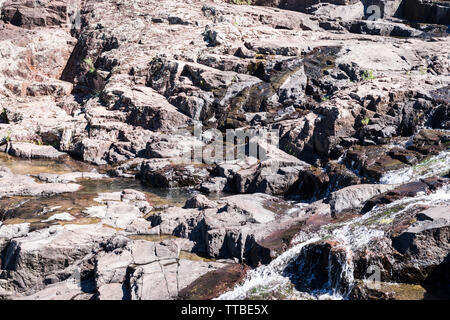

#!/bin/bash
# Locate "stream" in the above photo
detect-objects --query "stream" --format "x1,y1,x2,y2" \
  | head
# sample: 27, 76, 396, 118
218, 149, 450, 300
0, 152, 195, 229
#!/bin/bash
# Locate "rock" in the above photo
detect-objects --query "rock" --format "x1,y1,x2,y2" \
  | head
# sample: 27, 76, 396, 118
343, 20, 423, 38
402, 0, 450, 25
392, 214, 449, 255
184, 194, 217, 209
42, 212, 75, 222
8, 142, 67, 160
18, 278, 93, 300
1, 0, 78, 29
87, 189, 153, 231
34, 171, 106, 183
329, 184, 398, 215
95, 239, 226, 300
178, 263, 249, 300
0, 166, 80, 198
285, 240, 353, 293
416, 206, 449, 222
140, 163, 210, 189
1, 224, 116, 294
199, 177, 227, 193
362, 178, 448, 213
0, 0, 449, 300
203, 25, 225, 47
102, 84, 189, 132
349, 281, 428, 300
0, 223, 30, 251
345, 145, 412, 181
408, 129, 449, 156
148, 193, 302, 264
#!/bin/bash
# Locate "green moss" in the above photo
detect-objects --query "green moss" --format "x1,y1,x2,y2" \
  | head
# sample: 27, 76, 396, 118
83, 58, 96, 73
361, 69, 375, 81
361, 117, 370, 126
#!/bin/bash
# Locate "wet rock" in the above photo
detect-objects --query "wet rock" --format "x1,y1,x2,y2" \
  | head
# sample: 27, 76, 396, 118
285, 240, 353, 293
349, 281, 429, 300
178, 263, 249, 300
361, 178, 447, 213
392, 217, 449, 255
345, 145, 411, 181
343, 20, 423, 38
352, 206, 450, 287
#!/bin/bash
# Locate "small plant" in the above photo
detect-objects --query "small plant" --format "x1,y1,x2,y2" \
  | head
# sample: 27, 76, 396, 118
361, 117, 370, 126
419, 67, 427, 75
5, 130, 12, 143
321, 95, 329, 102
361, 69, 375, 81
83, 58, 96, 73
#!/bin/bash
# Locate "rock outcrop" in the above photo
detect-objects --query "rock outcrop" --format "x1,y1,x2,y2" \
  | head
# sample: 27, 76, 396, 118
0, 0, 448, 301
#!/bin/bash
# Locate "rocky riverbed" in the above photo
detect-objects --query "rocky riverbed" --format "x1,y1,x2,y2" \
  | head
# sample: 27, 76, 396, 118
0, 0, 449, 300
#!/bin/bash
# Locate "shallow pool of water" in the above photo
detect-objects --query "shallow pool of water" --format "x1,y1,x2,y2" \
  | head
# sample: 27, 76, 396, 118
0, 152, 196, 226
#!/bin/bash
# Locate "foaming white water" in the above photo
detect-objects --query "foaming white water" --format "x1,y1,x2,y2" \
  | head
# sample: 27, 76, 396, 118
217, 237, 322, 300
218, 184, 450, 300
380, 150, 450, 184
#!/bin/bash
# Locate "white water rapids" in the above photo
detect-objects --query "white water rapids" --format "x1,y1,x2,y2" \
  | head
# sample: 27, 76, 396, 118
380, 150, 450, 185
219, 133, 449, 300
218, 183, 450, 300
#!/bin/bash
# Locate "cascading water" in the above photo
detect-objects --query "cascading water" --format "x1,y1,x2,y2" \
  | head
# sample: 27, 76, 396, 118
218, 184, 450, 300
380, 149, 450, 185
